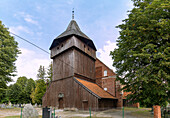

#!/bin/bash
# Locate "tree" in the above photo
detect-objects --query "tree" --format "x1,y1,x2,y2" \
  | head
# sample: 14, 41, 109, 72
0, 79, 8, 103
16, 76, 28, 89
37, 65, 46, 80
31, 79, 46, 104
7, 77, 35, 104
47, 62, 53, 82
8, 83, 22, 104
110, 0, 169, 108
0, 21, 20, 100
25, 78, 35, 103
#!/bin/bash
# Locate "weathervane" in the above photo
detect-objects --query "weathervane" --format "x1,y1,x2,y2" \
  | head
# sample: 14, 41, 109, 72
72, 8, 74, 20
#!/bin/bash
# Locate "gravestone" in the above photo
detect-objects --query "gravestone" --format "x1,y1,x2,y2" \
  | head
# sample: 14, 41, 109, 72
34, 103, 37, 107
8, 101, 12, 106
23, 104, 39, 118
1, 104, 5, 108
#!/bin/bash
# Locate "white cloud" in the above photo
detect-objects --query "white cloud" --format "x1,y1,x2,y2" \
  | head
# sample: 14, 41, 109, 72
11, 48, 50, 83
9, 25, 33, 35
97, 40, 117, 72
24, 17, 38, 25
14, 12, 38, 25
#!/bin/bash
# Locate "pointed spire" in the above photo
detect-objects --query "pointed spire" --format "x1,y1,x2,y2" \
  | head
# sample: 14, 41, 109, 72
72, 8, 74, 20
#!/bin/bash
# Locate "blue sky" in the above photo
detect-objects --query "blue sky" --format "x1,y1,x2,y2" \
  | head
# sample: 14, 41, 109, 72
0, 0, 133, 82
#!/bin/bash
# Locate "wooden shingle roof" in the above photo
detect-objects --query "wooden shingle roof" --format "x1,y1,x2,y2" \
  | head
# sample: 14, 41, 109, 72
56, 20, 90, 40
74, 78, 116, 99
50, 20, 97, 51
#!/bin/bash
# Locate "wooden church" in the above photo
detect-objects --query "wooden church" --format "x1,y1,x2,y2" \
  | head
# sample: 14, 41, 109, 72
42, 16, 124, 110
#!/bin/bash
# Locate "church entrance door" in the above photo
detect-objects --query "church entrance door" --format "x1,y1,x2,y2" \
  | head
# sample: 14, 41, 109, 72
58, 98, 64, 109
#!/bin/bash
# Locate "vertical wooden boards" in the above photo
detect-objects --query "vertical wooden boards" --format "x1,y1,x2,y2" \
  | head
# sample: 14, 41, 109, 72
53, 49, 74, 81
73, 49, 95, 80
72, 80, 99, 110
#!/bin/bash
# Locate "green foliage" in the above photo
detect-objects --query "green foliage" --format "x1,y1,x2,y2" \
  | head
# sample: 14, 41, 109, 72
8, 83, 21, 104
37, 65, 46, 80
0, 21, 20, 102
25, 78, 35, 103
31, 79, 46, 104
8, 77, 35, 104
47, 62, 53, 82
110, 0, 170, 106
16, 76, 27, 89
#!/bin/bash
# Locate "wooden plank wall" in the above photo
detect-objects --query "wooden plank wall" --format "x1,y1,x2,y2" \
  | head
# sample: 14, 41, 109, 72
73, 36, 96, 59
98, 99, 117, 110
51, 37, 74, 58
73, 49, 95, 80
53, 49, 74, 81
42, 77, 99, 110
43, 77, 74, 108
73, 79, 98, 111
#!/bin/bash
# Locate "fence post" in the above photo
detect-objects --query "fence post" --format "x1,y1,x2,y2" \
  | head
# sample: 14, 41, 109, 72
20, 107, 23, 118
54, 108, 55, 118
89, 107, 91, 118
122, 106, 124, 118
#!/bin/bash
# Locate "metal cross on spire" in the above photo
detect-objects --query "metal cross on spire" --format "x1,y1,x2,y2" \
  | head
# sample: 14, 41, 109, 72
72, 8, 74, 20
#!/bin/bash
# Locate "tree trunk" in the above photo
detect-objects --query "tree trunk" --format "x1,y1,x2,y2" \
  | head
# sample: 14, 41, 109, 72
153, 105, 161, 118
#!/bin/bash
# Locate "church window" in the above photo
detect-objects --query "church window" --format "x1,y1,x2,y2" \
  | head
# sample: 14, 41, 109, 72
104, 88, 107, 91
104, 70, 107, 76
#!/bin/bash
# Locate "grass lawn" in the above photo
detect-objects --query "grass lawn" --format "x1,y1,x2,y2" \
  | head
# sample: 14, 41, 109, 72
0, 108, 21, 111
71, 116, 112, 118
3, 116, 110, 118
124, 107, 153, 118
3, 116, 42, 118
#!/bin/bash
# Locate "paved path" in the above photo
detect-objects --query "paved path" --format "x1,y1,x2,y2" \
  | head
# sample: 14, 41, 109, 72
0, 108, 153, 118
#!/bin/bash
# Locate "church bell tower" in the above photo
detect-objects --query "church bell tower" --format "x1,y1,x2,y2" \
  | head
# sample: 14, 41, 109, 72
50, 14, 97, 82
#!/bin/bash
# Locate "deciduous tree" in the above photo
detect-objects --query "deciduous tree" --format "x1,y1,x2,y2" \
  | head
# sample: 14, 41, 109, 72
110, 0, 169, 107
31, 79, 46, 104
0, 21, 20, 101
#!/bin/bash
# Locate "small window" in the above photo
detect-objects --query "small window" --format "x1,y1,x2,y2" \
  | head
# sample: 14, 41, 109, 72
84, 45, 86, 48
57, 47, 59, 50
104, 88, 107, 91
61, 44, 63, 47
104, 70, 107, 76
88, 47, 90, 51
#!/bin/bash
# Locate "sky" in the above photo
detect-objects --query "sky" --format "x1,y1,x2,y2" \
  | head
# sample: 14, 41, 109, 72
0, 0, 133, 83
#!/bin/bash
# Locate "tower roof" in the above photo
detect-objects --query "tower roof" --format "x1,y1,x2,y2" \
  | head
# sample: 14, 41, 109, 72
56, 20, 90, 40
50, 20, 97, 51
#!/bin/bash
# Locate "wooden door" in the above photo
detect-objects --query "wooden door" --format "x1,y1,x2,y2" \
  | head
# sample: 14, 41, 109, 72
58, 98, 64, 109
83, 102, 88, 110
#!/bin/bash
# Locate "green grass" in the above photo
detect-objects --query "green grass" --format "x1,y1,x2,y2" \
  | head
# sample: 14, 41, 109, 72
4, 116, 20, 118
130, 109, 153, 118
0, 108, 21, 111
72, 117, 112, 118
3, 116, 110, 118
4, 115, 42, 118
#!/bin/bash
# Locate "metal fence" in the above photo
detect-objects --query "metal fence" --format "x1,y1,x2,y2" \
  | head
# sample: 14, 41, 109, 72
161, 107, 170, 118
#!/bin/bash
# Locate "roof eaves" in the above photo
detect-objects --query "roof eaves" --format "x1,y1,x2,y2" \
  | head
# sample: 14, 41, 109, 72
73, 77, 101, 99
